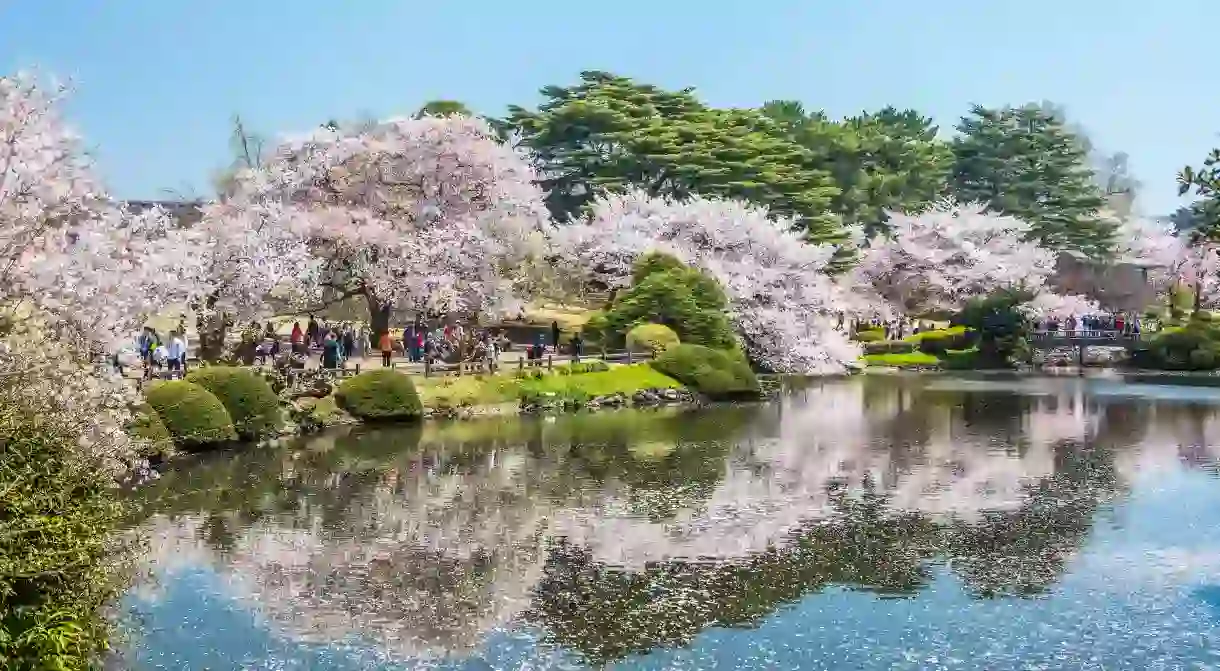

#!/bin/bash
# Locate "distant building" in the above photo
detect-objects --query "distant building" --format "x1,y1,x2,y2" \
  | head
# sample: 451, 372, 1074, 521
1050, 250, 1160, 314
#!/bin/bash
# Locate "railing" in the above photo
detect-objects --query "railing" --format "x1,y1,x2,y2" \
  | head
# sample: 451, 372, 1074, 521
388, 348, 653, 377
1030, 329, 1135, 340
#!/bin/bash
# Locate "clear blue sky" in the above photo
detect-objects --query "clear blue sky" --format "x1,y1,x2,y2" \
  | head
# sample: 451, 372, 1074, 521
2, 0, 1216, 214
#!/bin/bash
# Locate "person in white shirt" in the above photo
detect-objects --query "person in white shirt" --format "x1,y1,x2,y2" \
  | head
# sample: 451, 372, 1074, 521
167, 332, 186, 377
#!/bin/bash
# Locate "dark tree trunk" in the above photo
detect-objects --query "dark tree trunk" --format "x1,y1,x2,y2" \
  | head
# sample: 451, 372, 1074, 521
195, 293, 231, 363
365, 289, 391, 337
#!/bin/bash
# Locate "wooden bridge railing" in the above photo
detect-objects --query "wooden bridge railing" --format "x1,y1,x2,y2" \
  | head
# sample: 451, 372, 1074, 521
388, 348, 654, 378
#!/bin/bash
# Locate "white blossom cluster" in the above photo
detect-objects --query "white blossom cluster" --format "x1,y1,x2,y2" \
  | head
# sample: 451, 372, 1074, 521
555, 190, 863, 374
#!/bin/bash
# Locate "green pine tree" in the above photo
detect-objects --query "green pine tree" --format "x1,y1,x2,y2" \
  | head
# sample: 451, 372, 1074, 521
950, 104, 1113, 258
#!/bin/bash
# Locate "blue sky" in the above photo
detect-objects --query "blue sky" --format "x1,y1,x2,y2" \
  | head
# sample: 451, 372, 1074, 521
2, 0, 1216, 214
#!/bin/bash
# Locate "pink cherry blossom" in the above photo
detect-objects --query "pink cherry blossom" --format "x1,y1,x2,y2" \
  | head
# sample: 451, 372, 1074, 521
853, 202, 1057, 316
226, 115, 554, 322
555, 190, 861, 374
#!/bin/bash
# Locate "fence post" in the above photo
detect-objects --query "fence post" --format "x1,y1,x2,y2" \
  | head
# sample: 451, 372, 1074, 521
626, 349, 633, 364
457, 360, 463, 377
518, 356, 524, 372
600, 347, 606, 361
355, 363, 360, 375
424, 357, 431, 378
547, 354, 553, 371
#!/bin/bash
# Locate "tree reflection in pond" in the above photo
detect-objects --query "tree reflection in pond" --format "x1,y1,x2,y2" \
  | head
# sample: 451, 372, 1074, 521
121, 376, 1220, 667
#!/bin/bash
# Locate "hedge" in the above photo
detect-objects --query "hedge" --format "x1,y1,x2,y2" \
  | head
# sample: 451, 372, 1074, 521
335, 370, 423, 421
650, 344, 759, 401
626, 323, 680, 355
863, 340, 915, 355
127, 404, 175, 459
1132, 323, 1220, 371
144, 380, 238, 449
186, 366, 282, 440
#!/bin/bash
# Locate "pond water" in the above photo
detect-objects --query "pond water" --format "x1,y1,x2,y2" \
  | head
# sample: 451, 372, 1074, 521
117, 375, 1220, 670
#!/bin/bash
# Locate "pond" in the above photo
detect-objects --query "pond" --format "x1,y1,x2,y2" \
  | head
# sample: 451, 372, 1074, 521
116, 374, 1220, 670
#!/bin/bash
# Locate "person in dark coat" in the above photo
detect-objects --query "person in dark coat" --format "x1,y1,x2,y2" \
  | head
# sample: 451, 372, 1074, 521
321, 331, 340, 369
551, 320, 561, 349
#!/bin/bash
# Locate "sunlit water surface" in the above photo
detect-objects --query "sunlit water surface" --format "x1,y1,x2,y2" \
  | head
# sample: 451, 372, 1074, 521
116, 375, 1220, 670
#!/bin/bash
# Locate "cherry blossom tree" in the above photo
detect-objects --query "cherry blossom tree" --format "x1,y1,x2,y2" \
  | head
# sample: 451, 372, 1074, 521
1112, 214, 1189, 297
224, 114, 554, 337
0, 72, 212, 470
852, 202, 1058, 316
555, 190, 861, 374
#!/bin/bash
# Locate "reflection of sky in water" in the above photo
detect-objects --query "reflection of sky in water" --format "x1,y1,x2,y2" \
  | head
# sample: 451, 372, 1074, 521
117, 380, 1220, 670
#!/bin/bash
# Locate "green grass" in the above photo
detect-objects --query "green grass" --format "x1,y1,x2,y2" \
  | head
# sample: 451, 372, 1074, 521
518, 363, 681, 398
862, 352, 941, 368
412, 362, 682, 409
902, 325, 968, 343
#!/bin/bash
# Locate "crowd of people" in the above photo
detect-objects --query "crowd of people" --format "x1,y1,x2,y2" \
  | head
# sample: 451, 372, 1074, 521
1033, 313, 1153, 336
126, 311, 588, 379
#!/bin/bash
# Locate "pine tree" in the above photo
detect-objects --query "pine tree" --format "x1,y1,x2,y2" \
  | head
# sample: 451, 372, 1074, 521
950, 104, 1112, 257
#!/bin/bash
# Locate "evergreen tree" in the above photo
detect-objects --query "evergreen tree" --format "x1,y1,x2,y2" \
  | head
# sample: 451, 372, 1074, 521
502, 72, 847, 249
950, 104, 1112, 257
762, 102, 952, 236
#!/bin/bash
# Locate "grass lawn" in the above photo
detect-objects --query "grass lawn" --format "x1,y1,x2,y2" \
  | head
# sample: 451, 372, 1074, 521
862, 352, 941, 368
518, 364, 681, 398
411, 363, 682, 409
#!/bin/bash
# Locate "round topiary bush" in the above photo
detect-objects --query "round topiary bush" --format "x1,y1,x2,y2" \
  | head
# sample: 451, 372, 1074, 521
144, 380, 237, 450
127, 404, 175, 459
627, 323, 681, 355
335, 369, 423, 421
186, 366, 282, 440
650, 344, 760, 401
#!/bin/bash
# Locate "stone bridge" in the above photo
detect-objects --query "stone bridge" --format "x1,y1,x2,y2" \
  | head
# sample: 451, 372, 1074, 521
1028, 330, 1139, 366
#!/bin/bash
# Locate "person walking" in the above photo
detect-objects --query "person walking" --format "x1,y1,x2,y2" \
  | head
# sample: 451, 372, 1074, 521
379, 330, 393, 368
167, 331, 186, 378
321, 331, 340, 370
551, 320, 561, 350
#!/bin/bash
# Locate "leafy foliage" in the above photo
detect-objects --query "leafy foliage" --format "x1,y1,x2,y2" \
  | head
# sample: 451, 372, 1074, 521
650, 344, 760, 400
1132, 320, 1220, 371
127, 404, 175, 459
144, 381, 238, 449
604, 256, 736, 350
952, 289, 1035, 368
185, 367, 282, 440
950, 104, 1112, 257
336, 370, 424, 421
0, 414, 131, 671
503, 71, 848, 247
761, 102, 952, 236
626, 324, 681, 355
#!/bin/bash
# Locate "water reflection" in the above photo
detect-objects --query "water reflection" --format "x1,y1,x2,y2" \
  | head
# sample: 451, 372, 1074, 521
124, 377, 1220, 668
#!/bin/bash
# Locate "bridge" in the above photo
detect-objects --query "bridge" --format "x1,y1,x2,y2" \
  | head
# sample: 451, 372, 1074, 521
1028, 329, 1140, 366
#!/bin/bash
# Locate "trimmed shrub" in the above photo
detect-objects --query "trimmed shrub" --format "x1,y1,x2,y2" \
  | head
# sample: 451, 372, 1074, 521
186, 366, 281, 440
942, 347, 981, 370
1131, 322, 1220, 371
650, 344, 759, 400
335, 370, 423, 421
144, 380, 237, 449
863, 340, 915, 355
626, 323, 681, 355
0, 414, 129, 670
604, 256, 737, 350
853, 329, 884, 343
127, 404, 174, 459
1194, 311, 1215, 323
